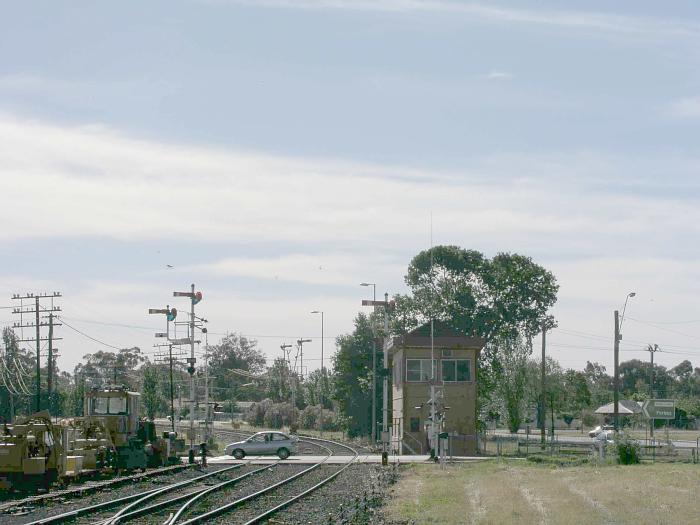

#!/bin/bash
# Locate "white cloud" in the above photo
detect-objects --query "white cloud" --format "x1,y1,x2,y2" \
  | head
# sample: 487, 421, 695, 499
3, 113, 700, 372
201, 0, 700, 40
193, 252, 404, 287
481, 71, 514, 81
667, 96, 700, 119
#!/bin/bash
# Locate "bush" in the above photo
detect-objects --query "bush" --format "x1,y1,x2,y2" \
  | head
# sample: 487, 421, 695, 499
615, 437, 641, 465
580, 409, 597, 429
527, 454, 589, 467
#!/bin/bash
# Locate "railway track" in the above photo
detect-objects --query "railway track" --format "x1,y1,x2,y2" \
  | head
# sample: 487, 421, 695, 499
6, 430, 372, 525
165, 435, 361, 524
12, 434, 362, 525
0, 463, 194, 514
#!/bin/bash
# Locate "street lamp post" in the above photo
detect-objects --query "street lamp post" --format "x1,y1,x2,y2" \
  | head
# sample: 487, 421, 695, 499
614, 291, 636, 432
361, 282, 377, 444
311, 310, 324, 437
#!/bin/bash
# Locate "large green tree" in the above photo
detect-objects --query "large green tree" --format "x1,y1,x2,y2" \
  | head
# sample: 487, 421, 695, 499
208, 333, 266, 403
491, 334, 531, 433
76, 347, 145, 390
332, 313, 380, 438
392, 246, 558, 426
141, 363, 167, 420
393, 246, 558, 340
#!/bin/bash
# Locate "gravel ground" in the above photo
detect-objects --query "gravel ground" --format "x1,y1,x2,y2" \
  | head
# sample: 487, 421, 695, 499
263, 463, 400, 525
1, 464, 232, 525
3, 433, 379, 525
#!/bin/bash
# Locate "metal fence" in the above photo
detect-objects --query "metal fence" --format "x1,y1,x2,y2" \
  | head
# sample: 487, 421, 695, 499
478, 433, 700, 464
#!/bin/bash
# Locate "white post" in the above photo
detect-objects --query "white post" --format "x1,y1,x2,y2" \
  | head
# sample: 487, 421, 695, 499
189, 283, 196, 454
383, 293, 390, 454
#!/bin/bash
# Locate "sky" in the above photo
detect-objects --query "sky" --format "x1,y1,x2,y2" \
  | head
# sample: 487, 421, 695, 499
1, 0, 700, 378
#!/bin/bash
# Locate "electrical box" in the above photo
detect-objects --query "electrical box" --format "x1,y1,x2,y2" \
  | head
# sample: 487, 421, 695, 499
64, 455, 84, 475
23, 457, 46, 475
381, 430, 391, 444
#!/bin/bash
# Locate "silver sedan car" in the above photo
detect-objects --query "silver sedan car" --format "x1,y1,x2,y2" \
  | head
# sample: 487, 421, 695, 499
224, 431, 298, 459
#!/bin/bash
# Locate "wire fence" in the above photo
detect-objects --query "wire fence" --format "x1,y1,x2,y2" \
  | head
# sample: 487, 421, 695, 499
478, 433, 700, 464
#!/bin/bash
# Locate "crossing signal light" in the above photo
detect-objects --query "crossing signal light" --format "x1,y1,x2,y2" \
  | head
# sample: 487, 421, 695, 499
192, 291, 203, 305
167, 308, 177, 322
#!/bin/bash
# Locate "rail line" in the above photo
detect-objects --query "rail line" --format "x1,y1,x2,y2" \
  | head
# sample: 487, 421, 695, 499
14, 432, 364, 525
19, 463, 247, 525
167, 435, 361, 524
0, 464, 193, 514
241, 435, 361, 525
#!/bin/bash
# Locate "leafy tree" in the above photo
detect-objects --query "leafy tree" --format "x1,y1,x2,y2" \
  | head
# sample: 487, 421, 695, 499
332, 313, 378, 438
301, 368, 334, 410
77, 347, 145, 389
670, 360, 694, 397
141, 363, 166, 420
265, 357, 292, 403
208, 333, 266, 403
491, 334, 531, 433
393, 246, 558, 340
392, 246, 558, 428
583, 361, 612, 407
561, 369, 591, 416
619, 359, 671, 398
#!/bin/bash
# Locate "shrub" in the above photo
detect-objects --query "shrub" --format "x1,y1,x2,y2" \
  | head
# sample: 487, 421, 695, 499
527, 454, 588, 467
615, 436, 641, 465
580, 409, 597, 429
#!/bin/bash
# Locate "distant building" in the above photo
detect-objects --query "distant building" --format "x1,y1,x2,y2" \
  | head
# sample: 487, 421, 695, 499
388, 321, 484, 456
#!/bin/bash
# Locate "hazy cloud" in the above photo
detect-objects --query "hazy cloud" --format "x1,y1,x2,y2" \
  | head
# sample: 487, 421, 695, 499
203, 0, 700, 40
667, 96, 700, 119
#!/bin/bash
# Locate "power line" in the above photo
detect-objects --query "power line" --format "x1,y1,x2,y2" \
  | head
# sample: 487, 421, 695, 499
61, 319, 126, 351
626, 317, 700, 341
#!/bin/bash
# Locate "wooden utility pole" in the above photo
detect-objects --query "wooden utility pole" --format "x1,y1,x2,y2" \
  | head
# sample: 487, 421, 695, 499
11, 292, 62, 413
613, 310, 620, 432
648, 343, 658, 439
540, 320, 546, 450
169, 344, 175, 433
34, 297, 40, 412
47, 313, 54, 413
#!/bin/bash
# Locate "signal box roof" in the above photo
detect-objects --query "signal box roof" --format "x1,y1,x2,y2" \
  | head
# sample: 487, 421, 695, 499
386, 321, 485, 353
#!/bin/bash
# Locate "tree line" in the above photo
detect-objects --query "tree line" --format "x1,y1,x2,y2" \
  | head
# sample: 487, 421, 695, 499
2, 245, 699, 435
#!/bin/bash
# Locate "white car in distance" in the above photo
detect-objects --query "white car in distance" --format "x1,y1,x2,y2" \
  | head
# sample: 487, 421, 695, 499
224, 431, 298, 459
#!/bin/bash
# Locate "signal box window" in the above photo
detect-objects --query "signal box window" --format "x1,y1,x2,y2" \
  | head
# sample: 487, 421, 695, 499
410, 417, 420, 433
406, 359, 436, 382
442, 359, 471, 382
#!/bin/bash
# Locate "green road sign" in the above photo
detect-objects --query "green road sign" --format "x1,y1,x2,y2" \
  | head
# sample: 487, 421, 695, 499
642, 399, 675, 420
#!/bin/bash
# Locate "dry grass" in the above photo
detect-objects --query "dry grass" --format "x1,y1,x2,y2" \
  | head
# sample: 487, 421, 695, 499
383, 460, 700, 524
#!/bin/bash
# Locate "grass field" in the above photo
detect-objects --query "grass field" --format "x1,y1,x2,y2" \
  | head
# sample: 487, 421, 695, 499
382, 460, 700, 524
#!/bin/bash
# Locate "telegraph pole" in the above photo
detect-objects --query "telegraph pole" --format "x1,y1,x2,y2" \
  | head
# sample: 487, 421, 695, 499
281, 343, 294, 421
361, 283, 378, 443
361, 292, 393, 458
11, 292, 62, 413
169, 344, 175, 433
613, 310, 620, 432
173, 285, 203, 458
47, 313, 54, 413
648, 343, 658, 440
540, 320, 546, 450
383, 293, 390, 456
296, 338, 311, 382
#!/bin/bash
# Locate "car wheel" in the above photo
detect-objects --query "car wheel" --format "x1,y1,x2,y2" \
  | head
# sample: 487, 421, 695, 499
277, 448, 290, 460
233, 449, 245, 460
